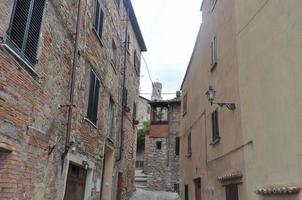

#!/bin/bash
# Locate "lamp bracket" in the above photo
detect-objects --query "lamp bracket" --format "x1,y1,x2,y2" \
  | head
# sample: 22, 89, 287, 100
213, 102, 236, 111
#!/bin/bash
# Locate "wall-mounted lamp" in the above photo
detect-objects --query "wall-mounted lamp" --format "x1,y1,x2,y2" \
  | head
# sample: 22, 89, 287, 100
206, 86, 236, 111
82, 160, 89, 170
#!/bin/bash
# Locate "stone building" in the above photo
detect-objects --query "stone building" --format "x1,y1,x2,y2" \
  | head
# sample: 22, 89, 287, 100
144, 93, 181, 192
0, 0, 146, 199
180, 0, 302, 200
135, 95, 150, 169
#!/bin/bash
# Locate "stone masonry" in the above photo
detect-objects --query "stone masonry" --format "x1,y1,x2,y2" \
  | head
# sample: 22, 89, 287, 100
144, 97, 181, 192
0, 0, 146, 199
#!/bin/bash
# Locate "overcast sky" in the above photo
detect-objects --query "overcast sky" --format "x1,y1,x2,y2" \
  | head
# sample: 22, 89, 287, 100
131, 0, 202, 100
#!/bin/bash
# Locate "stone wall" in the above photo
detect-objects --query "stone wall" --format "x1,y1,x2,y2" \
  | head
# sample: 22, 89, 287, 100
144, 101, 180, 192
0, 0, 144, 199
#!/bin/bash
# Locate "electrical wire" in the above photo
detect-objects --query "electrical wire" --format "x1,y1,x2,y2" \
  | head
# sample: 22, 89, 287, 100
141, 53, 154, 86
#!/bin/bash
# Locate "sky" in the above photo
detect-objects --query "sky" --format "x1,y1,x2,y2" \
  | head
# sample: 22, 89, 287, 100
131, 0, 202, 100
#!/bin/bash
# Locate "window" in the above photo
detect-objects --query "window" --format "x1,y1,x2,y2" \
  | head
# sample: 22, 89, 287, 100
211, 0, 218, 11
114, 0, 121, 9
133, 50, 140, 75
133, 102, 137, 120
111, 39, 117, 66
152, 106, 168, 123
93, 0, 104, 41
122, 87, 128, 106
87, 70, 100, 125
175, 137, 180, 156
174, 184, 180, 193
185, 184, 189, 200
187, 133, 192, 157
127, 35, 131, 51
107, 98, 115, 139
211, 109, 220, 142
183, 93, 187, 116
64, 163, 87, 200
6, 0, 47, 66
226, 184, 239, 200
210, 36, 217, 69
156, 141, 162, 150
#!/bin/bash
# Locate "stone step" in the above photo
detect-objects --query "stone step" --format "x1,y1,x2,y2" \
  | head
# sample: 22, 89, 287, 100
135, 178, 147, 182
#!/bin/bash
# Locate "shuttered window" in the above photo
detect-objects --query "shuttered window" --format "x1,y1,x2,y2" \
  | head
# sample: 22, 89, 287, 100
7, 0, 46, 66
87, 70, 100, 125
93, 0, 104, 41
187, 133, 192, 156
210, 36, 217, 69
226, 184, 239, 200
211, 109, 220, 141
132, 102, 137, 120
122, 88, 128, 106
134, 50, 140, 75
183, 93, 187, 116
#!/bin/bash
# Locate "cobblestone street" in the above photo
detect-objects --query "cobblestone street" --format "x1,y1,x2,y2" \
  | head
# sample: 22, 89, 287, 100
130, 188, 180, 200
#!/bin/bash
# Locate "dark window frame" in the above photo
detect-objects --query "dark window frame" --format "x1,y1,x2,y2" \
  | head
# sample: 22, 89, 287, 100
185, 184, 189, 200
133, 50, 140, 76
183, 93, 187, 116
225, 184, 239, 200
86, 70, 101, 125
211, 109, 220, 143
210, 35, 217, 71
114, 0, 121, 9
175, 137, 180, 156
93, 0, 105, 44
107, 97, 115, 140
6, 0, 47, 68
156, 141, 162, 150
187, 133, 192, 157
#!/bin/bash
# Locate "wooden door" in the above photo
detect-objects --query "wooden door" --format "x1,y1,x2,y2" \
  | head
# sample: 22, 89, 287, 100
64, 163, 87, 200
194, 178, 202, 200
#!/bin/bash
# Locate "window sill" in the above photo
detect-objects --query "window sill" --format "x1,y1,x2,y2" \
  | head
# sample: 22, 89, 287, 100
2, 43, 39, 77
92, 28, 104, 47
84, 117, 98, 129
210, 137, 220, 145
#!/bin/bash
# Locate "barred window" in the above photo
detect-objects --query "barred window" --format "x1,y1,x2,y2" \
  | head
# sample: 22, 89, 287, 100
6, 0, 47, 66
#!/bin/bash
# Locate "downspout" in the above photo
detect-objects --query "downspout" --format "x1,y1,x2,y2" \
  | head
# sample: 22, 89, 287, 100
117, 0, 130, 162
61, 0, 82, 171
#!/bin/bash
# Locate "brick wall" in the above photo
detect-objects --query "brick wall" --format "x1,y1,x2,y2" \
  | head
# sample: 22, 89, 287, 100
0, 0, 144, 199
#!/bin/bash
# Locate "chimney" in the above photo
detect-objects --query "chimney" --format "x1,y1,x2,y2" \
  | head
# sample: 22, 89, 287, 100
151, 82, 163, 101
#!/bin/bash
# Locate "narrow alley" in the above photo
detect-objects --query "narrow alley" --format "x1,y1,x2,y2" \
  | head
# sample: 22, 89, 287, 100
130, 188, 180, 200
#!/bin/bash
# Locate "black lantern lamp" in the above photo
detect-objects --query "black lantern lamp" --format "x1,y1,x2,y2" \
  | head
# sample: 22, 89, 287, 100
206, 85, 236, 111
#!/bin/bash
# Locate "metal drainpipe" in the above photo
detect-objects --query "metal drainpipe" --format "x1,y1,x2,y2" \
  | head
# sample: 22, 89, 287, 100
61, 0, 82, 169
117, 0, 130, 162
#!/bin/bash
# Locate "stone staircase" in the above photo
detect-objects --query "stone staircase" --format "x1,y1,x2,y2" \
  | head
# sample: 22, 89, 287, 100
134, 169, 148, 189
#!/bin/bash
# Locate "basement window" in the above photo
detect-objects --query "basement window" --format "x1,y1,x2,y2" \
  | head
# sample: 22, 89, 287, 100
6, 0, 47, 67
156, 141, 162, 150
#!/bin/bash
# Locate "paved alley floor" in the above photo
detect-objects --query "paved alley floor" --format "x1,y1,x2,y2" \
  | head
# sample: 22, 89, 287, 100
130, 188, 180, 200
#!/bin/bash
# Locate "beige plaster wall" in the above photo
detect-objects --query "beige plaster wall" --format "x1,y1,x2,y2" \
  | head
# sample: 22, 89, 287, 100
236, 0, 302, 199
180, 0, 246, 199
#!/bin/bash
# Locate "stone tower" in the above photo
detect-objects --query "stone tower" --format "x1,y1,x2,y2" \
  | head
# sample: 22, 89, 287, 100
151, 82, 163, 101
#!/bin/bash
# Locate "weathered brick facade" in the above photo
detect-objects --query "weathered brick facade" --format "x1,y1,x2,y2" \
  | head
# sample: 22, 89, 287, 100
144, 98, 180, 192
0, 0, 146, 199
